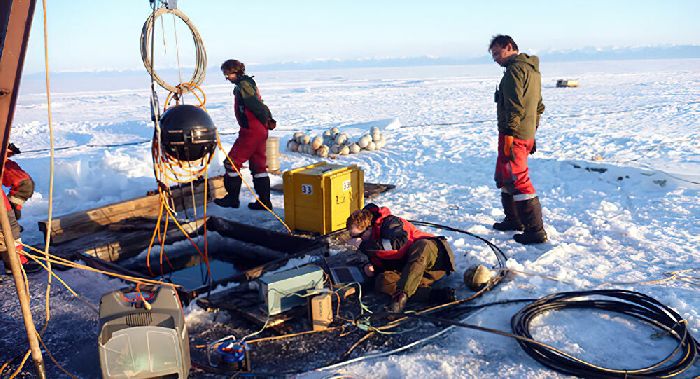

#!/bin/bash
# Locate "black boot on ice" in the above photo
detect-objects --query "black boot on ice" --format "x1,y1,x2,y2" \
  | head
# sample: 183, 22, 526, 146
214, 175, 241, 208
493, 192, 524, 231
248, 175, 273, 210
513, 197, 548, 245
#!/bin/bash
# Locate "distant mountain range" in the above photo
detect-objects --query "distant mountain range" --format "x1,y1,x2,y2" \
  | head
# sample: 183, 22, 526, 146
249, 45, 700, 70
18, 45, 700, 94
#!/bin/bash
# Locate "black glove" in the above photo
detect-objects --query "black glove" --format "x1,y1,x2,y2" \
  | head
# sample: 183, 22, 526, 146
530, 139, 537, 155
266, 118, 277, 130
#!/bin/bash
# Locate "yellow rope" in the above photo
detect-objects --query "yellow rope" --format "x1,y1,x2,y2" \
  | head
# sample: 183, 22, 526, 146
216, 135, 292, 234
19, 242, 181, 288
7, 351, 30, 379
40, 0, 55, 335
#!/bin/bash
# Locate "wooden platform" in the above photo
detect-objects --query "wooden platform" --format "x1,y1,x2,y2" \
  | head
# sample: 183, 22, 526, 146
39, 175, 394, 246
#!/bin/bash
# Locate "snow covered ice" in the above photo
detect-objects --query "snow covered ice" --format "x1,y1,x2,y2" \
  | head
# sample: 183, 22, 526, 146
2, 58, 699, 377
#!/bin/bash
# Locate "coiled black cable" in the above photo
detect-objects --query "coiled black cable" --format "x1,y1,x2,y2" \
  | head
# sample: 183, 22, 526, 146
511, 289, 698, 378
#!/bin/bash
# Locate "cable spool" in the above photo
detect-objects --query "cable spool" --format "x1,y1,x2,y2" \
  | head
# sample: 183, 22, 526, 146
511, 289, 698, 377
159, 104, 217, 161
140, 7, 207, 94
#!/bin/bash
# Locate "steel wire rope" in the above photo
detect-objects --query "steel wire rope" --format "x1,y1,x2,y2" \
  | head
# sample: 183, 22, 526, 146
142, 3, 216, 287
140, 7, 206, 94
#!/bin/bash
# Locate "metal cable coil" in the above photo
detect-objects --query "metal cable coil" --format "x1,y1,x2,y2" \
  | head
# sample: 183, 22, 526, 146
140, 7, 207, 93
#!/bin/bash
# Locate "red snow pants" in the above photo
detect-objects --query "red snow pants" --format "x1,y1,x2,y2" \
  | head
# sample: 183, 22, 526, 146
227, 120, 268, 175
494, 133, 536, 199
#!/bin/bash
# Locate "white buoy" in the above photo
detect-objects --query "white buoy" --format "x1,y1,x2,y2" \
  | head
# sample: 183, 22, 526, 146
317, 145, 329, 157
358, 135, 371, 148
366, 141, 376, 151
339, 145, 350, 155
335, 133, 348, 145
287, 140, 299, 152
311, 136, 323, 150
349, 143, 361, 154
330, 127, 340, 135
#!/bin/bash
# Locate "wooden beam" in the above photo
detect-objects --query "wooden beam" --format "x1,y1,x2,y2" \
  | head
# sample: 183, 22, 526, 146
39, 176, 225, 244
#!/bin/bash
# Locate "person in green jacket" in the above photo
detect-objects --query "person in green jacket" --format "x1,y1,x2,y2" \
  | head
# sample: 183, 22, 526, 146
489, 35, 547, 244
215, 59, 277, 210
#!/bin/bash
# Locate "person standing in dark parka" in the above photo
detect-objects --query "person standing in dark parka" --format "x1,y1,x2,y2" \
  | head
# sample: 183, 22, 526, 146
489, 35, 547, 244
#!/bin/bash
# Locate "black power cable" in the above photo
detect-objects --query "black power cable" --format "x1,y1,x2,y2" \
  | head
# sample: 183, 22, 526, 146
511, 289, 698, 378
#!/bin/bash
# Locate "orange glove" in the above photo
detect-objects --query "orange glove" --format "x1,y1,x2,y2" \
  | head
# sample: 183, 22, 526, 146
503, 135, 514, 160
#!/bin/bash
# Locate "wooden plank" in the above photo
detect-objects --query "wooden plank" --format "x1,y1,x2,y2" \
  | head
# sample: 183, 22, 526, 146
51, 218, 204, 262
39, 177, 225, 245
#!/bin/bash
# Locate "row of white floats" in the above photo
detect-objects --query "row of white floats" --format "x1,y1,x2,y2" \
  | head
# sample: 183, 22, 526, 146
287, 126, 387, 157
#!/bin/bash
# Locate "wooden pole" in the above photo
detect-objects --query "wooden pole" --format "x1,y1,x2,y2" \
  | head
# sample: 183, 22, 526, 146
0, 201, 46, 378
0, 0, 45, 376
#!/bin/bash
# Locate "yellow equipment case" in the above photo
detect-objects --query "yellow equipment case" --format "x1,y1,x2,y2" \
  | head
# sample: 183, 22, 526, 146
283, 162, 364, 234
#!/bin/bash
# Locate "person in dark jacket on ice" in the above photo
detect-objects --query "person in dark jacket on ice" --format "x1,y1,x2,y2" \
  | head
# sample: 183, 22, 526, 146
2, 143, 35, 220
346, 203, 457, 313
489, 35, 547, 244
215, 59, 277, 210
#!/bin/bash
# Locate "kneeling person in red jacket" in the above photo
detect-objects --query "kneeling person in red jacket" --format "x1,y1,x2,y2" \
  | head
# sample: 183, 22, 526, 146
346, 203, 456, 313
3, 143, 34, 220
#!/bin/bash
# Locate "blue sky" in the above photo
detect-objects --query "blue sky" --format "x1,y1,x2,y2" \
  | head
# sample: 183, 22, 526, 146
22, 0, 700, 73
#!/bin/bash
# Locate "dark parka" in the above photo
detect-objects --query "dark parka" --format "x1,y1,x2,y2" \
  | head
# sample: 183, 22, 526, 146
233, 75, 273, 129
496, 53, 545, 140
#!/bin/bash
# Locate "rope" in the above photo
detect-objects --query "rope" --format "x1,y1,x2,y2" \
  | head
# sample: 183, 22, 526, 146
19, 242, 181, 289
40, 0, 55, 336
217, 135, 292, 234
140, 7, 206, 93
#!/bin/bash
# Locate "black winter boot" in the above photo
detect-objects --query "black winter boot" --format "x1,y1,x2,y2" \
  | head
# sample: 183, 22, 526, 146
513, 197, 548, 245
388, 291, 408, 313
248, 175, 273, 210
214, 175, 241, 208
493, 192, 524, 231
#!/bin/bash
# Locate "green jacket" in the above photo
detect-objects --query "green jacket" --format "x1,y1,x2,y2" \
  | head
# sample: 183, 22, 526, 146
496, 53, 545, 140
233, 75, 273, 128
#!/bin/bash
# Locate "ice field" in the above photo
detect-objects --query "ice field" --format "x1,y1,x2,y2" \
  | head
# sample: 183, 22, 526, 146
1, 58, 699, 377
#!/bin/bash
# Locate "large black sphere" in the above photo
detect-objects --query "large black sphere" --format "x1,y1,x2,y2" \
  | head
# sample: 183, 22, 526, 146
159, 104, 217, 161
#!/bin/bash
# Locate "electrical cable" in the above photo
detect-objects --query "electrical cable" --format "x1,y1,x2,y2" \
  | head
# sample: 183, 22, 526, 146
511, 289, 698, 378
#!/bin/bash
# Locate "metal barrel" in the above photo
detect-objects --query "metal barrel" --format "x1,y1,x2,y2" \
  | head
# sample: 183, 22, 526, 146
266, 137, 280, 172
